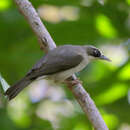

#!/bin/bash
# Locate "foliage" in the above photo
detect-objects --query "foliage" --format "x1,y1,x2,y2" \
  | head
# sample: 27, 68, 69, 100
0, 0, 130, 130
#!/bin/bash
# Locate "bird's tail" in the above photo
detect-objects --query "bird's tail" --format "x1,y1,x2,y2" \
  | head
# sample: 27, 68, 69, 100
4, 76, 32, 100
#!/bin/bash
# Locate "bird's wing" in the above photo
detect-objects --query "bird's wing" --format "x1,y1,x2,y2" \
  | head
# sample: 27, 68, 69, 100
27, 46, 83, 79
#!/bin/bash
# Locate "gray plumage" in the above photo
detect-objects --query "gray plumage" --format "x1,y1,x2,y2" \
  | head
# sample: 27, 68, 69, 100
27, 45, 84, 79
5, 45, 110, 100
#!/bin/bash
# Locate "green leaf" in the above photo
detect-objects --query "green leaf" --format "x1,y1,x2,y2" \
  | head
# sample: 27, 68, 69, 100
0, 0, 11, 11
95, 14, 117, 38
95, 83, 128, 105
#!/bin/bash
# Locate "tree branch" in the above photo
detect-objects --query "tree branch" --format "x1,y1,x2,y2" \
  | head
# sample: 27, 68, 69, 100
13, 0, 108, 129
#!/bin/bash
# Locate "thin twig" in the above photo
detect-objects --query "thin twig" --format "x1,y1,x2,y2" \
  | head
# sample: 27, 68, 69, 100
13, 0, 108, 129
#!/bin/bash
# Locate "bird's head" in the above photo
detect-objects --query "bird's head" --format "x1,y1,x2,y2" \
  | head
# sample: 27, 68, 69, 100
85, 45, 111, 62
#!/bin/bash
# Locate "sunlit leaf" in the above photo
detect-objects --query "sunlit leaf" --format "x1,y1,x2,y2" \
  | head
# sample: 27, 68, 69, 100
103, 114, 118, 129
95, 84, 128, 105
0, 0, 11, 11
95, 14, 117, 38
118, 64, 130, 80
74, 122, 90, 130
126, 0, 130, 5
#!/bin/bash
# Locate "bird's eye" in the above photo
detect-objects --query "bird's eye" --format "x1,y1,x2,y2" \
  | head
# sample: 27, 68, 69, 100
93, 50, 101, 57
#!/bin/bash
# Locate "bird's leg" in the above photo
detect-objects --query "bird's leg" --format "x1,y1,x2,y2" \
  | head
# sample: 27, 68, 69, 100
64, 77, 82, 88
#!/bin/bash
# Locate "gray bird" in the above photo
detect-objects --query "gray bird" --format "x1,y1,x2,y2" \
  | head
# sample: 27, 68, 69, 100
5, 45, 111, 100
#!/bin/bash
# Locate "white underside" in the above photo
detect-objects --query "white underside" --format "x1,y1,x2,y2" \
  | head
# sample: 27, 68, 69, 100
36, 50, 90, 83
44, 55, 89, 82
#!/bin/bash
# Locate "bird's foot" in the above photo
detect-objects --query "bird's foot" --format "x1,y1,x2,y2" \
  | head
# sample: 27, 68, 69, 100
64, 78, 82, 88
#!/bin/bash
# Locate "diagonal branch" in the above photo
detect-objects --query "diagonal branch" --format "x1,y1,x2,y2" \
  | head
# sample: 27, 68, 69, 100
13, 0, 108, 129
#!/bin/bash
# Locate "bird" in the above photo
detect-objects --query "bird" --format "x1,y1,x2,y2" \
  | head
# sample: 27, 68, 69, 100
5, 45, 111, 100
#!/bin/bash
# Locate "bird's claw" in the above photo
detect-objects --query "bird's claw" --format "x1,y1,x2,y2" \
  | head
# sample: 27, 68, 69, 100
64, 79, 82, 88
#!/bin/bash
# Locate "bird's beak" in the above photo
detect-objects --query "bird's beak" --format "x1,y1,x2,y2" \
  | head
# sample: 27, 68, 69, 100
99, 55, 111, 62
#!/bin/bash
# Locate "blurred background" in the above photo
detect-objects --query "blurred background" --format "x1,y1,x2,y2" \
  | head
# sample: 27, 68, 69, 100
0, 0, 130, 130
